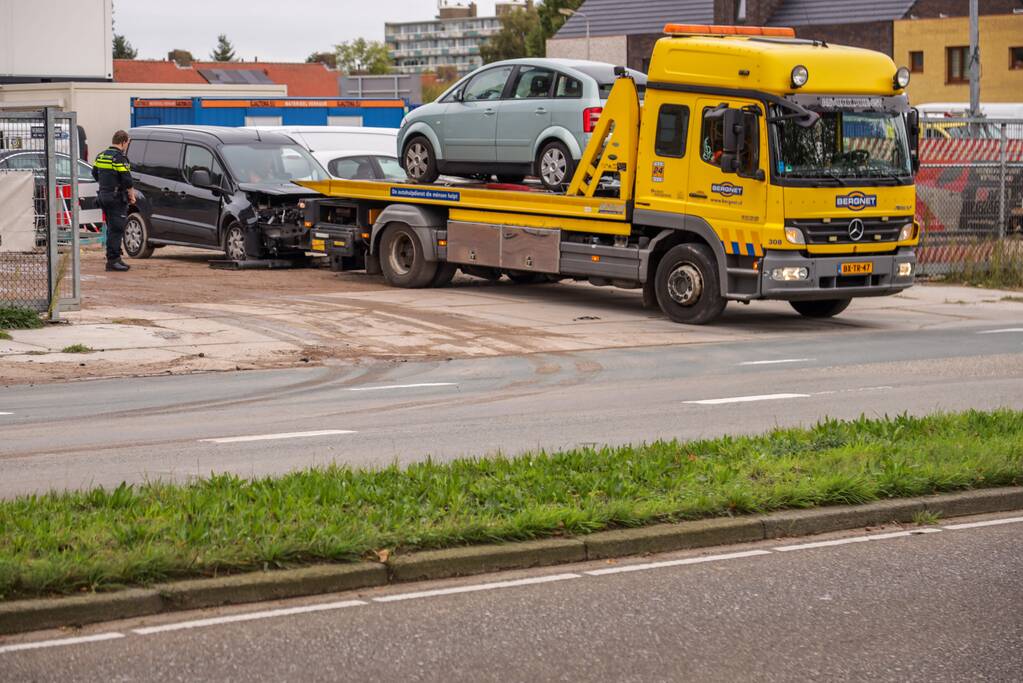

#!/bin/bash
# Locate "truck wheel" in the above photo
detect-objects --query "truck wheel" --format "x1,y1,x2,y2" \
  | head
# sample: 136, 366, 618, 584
403, 137, 440, 184
123, 212, 154, 259
654, 243, 727, 325
380, 224, 438, 288
537, 141, 575, 191
429, 262, 457, 287
223, 221, 247, 261
789, 299, 851, 318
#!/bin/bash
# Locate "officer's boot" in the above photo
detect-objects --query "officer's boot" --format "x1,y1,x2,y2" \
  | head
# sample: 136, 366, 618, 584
106, 259, 130, 272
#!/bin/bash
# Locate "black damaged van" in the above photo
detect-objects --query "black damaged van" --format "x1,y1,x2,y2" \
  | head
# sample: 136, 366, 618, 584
124, 126, 327, 261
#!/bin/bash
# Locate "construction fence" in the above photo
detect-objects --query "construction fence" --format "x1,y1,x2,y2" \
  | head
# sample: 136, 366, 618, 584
0, 108, 84, 318
916, 117, 1023, 278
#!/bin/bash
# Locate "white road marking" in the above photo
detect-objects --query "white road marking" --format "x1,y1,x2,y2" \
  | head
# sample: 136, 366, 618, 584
976, 328, 1023, 334
943, 515, 1023, 530
585, 549, 772, 576
0, 412, 12, 415
0, 632, 124, 655
774, 527, 941, 552
738, 358, 814, 366
346, 382, 458, 392
132, 599, 367, 635
684, 393, 811, 405
199, 429, 356, 444
373, 573, 581, 603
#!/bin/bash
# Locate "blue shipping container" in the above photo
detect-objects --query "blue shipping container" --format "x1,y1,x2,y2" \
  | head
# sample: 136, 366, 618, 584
131, 97, 406, 129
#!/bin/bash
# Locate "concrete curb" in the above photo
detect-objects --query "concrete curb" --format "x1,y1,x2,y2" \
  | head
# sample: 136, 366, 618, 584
1, 486, 1020, 636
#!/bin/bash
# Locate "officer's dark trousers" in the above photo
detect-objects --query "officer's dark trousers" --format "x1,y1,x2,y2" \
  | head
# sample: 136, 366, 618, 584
99, 196, 128, 262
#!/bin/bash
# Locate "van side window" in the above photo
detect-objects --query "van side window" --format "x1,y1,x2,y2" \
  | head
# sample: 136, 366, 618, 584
554, 74, 583, 98
126, 139, 147, 172
700, 106, 758, 175
183, 145, 225, 187
143, 140, 183, 180
654, 104, 689, 158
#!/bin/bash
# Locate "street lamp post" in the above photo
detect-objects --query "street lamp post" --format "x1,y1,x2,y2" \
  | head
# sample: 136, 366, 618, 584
558, 7, 590, 61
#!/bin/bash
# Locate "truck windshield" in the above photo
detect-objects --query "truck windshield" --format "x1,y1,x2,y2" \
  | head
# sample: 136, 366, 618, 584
774, 110, 912, 184
220, 144, 328, 184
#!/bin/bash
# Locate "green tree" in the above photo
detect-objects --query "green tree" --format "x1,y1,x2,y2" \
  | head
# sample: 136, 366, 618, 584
526, 0, 584, 57
210, 34, 237, 62
112, 34, 137, 60
480, 7, 539, 63
167, 49, 194, 66
306, 51, 339, 69
335, 38, 392, 75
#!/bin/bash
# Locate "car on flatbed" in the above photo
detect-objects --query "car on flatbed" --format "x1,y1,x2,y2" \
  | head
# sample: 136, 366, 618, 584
123, 125, 327, 261
398, 58, 647, 190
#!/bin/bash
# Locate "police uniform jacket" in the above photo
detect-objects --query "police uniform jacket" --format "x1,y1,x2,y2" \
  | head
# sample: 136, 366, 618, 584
92, 146, 133, 203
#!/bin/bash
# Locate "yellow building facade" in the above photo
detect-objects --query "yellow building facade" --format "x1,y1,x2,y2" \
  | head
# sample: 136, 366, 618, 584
894, 13, 1023, 104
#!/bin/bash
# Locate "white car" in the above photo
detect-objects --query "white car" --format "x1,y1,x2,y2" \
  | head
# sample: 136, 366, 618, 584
243, 125, 403, 181
316, 150, 407, 181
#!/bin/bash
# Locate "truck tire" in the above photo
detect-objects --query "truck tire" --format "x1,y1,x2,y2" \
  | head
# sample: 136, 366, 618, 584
654, 243, 727, 325
789, 299, 851, 318
429, 262, 458, 287
537, 141, 575, 191
403, 137, 440, 184
123, 212, 154, 259
222, 221, 249, 262
380, 224, 438, 288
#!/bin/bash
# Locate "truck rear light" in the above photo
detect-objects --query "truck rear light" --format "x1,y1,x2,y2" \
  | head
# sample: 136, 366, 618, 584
583, 107, 603, 133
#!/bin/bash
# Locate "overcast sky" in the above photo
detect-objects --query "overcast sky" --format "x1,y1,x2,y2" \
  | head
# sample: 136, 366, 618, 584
114, 0, 500, 62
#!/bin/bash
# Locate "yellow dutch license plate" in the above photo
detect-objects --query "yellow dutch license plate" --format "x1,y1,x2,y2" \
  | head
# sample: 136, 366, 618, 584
840, 262, 873, 275
311, 239, 326, 252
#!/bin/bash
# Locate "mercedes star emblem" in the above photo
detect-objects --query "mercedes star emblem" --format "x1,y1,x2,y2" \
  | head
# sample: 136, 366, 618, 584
848, 218, 865, 242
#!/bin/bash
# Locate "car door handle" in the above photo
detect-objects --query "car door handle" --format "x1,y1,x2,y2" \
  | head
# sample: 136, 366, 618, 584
689, 192, 707, 199
535, 107, 547, 114
178, 191, 188, 198
484, 108, 496, 116
161, 187, 171, 194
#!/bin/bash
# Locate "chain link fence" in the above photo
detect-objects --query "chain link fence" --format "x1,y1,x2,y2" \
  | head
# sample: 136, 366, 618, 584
0, 108, 81, 318
916, 117, 1023, 280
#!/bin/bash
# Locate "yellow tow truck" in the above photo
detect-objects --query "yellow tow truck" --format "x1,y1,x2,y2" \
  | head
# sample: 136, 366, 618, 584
300, 23, 920, 324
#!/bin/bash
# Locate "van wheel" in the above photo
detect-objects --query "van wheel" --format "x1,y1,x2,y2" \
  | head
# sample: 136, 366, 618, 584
223, 222, 247, 261
123, 212, 154, 259
403, 137, 440, 184
380, 224, 438, 288
654, 243, 727, 325
789, 299, 851, 318
537, 141, 575, 191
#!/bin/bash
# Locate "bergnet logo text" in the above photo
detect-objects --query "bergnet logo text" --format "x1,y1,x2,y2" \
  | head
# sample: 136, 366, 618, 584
836, 192, 877, 211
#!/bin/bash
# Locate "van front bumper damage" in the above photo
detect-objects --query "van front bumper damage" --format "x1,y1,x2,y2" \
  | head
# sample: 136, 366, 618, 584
759, 248, 916, 300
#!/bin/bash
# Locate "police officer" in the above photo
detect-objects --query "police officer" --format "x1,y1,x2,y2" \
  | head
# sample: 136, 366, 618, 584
92, 130, 136, 272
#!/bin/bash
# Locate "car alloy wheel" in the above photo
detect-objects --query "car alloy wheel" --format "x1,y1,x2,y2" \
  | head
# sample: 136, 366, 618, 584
123, 216, 144, 254
405, 142, 430, 181
540, 146, 568, 187
225, 224, 246, 261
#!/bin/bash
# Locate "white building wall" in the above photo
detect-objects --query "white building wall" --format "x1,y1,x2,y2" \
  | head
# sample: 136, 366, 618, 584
0, 83, 287, 159
546, 36, 628, 65
0, 0, 112, 80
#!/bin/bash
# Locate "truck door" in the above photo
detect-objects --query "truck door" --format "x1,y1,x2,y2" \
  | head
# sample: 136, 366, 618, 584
686, 99, 769, 260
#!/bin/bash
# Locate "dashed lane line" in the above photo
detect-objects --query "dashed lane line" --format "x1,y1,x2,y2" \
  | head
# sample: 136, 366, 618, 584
199, 429, 356, 444
683, 393, 811, 405
0, 632, 124, 655
943, 515, 1023, 530
585, 549, 771, 576
346, 382, 458, 392
373, 573, 581, 603
132, 599, 367, 635
738, 359, 814, 366
976, 328, 1023, 334
774, 527, 942, 552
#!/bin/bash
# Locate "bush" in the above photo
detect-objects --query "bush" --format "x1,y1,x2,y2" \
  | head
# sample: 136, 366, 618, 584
0, 305, 44, 330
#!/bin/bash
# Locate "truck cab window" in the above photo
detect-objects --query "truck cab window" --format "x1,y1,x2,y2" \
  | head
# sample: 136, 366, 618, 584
700, 106, 758, 175
654, 104, 689, 158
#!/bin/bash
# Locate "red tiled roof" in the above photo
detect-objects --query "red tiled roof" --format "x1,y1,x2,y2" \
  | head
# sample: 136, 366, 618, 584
113, 59, 206, 84
192, 61, 339, 97
113, 60, 339, 97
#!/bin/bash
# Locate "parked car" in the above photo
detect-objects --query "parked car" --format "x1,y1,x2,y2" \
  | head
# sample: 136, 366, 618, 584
124, 125, 328, 261
397, 58, 646, 190
244, 125, 402, 180
0, 149, 102, 239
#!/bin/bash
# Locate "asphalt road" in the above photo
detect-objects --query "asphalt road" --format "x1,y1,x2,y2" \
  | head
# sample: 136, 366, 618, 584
2, 513, 1021, 681
1, 321, 1023, 497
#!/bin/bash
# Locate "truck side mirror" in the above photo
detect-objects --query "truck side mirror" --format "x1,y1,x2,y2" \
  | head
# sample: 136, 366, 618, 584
719, 108, 744, 174
907, 108, 921, 173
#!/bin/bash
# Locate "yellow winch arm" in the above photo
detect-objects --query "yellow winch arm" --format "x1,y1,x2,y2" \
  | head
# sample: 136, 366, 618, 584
566, 75, 641, 201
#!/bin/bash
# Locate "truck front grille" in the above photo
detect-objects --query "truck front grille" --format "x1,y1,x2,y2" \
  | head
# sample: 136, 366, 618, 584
790, 217, 909, 245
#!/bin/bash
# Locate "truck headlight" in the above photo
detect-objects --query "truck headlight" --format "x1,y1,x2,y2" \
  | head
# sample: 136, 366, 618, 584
771, 267, 809, 281
898, 222, 916, 241
784, 227, 805, 245
898, 262, 913, 277
894, 67, 911, 90
791, 65, 809, 88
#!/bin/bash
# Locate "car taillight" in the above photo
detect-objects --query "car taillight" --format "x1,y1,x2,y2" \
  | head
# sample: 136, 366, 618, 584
583, 107, 602, 133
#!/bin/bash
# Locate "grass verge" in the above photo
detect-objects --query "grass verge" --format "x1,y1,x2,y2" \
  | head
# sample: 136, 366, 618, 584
1, 410, 1021, 600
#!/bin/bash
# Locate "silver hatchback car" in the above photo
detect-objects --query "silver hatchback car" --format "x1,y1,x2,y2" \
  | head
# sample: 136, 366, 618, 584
398, 58, 646, 190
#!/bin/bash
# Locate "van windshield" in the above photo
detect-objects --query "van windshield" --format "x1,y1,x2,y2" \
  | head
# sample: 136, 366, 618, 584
774, 110, 912, 184
220, 143, 328, 184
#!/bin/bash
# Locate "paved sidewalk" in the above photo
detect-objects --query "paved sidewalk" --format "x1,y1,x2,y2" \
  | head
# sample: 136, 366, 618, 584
2, 279, 1021, 384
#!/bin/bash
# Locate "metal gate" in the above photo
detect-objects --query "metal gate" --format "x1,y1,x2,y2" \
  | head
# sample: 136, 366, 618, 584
0, 107, 82, 318
916, 117, 1023, 277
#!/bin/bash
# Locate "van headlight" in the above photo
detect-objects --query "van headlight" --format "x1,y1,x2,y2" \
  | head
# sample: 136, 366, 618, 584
898, 222, 916, 241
